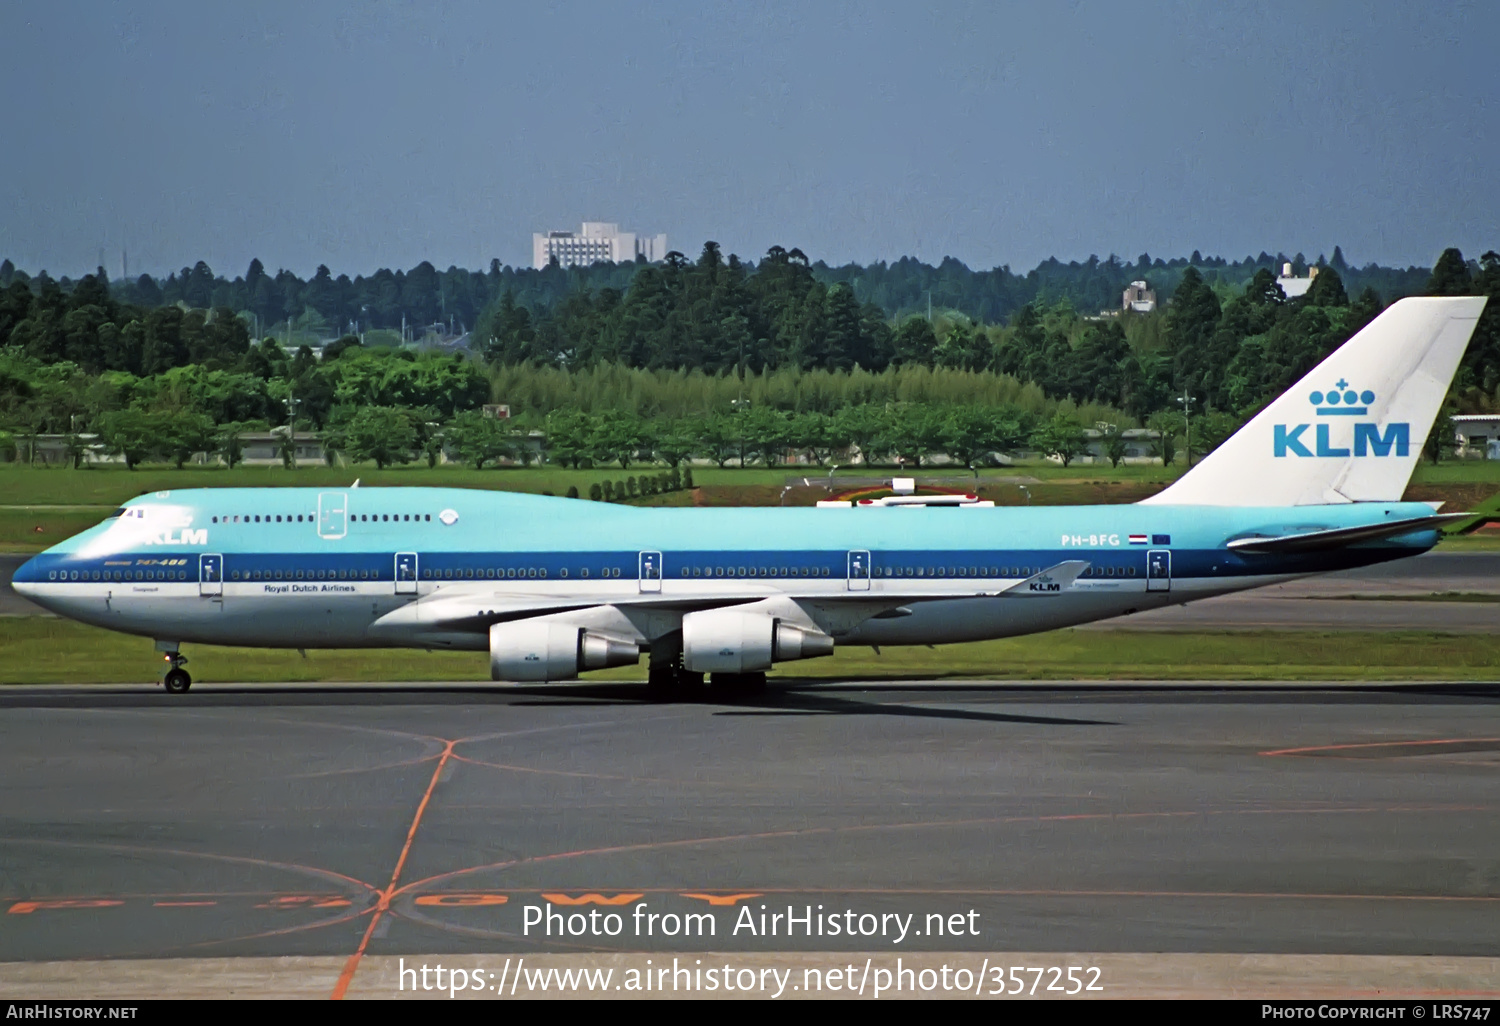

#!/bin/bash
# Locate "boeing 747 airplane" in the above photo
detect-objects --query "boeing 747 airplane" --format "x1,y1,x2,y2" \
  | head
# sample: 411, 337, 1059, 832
10, 296, 1488, 694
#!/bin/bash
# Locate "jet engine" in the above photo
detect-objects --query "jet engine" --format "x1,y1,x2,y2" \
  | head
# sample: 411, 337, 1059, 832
680, 609, 835, 673
489, 620, 640, 682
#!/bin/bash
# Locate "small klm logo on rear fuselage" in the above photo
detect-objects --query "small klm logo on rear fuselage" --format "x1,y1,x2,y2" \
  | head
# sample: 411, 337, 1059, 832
1273, 380, 1409, 458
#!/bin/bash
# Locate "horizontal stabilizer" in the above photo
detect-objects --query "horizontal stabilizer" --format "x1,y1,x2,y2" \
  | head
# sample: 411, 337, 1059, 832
1225, 513, 1470, 554
1001, 560, 1091, 596
1441, 490, 1500, 535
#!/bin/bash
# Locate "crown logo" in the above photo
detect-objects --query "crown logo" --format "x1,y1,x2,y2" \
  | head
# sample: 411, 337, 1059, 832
1309, 379, 1375, 416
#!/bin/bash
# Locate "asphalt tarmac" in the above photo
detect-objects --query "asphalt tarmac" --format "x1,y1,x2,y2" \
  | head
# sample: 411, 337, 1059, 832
1, 678, 1496, 986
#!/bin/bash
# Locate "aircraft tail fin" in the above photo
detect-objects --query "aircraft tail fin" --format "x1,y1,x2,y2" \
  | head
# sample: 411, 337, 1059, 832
1141, 296, 1487, 507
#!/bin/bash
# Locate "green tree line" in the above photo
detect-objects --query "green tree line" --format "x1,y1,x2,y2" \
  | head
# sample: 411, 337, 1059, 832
2, 244, 1496, 473
0, 242, 1443, 359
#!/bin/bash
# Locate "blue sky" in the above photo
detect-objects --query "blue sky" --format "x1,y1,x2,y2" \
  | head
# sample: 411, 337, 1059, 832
1, 1, 1494, 277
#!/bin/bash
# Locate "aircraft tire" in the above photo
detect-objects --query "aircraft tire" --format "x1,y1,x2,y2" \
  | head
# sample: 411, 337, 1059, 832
710, 671, 767, 695
646, 665, 704, 701
163, 669, 192, 694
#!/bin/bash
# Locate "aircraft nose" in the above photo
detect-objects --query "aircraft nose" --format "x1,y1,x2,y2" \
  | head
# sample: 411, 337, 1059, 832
10, 554, 43, 598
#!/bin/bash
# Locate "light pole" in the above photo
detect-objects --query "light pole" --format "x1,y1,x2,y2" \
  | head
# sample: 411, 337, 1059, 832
730, 396, 748, 469
1177, 388, 1197, 467
284, 390, 302, 470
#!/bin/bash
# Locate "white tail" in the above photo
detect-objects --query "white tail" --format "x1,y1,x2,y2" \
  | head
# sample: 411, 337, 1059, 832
1141, 296, 1487, 507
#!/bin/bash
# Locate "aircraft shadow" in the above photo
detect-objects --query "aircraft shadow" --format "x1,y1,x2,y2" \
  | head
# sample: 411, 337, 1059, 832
0, 681, 1493, 717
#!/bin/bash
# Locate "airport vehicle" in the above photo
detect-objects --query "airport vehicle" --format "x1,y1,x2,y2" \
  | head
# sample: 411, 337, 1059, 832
10, 297, 1487, 694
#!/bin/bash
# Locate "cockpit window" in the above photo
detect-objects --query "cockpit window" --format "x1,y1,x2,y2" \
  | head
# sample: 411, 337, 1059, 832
106, 508, 126, 519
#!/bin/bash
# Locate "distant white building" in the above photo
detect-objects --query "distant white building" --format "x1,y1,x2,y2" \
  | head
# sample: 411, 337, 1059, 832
1122, 280, 1156, 313
1453, 415, 1500, 460
1276, 262, 1319, 299
532, 222, 668, 269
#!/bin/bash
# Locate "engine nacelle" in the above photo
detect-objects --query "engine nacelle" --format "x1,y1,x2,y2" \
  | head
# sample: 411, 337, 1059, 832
489, 620, 640, 682
681, 610, 835, 674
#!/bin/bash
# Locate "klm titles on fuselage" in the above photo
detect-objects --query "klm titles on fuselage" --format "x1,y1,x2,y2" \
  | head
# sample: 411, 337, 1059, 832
142, 528, 208, 546
1273, 382, 1409, 458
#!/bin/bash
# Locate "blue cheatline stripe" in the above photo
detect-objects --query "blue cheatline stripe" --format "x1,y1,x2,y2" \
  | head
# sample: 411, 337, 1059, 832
21, 538, 1435, 587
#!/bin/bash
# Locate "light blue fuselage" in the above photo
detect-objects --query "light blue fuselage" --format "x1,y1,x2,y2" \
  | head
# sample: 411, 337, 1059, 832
13, 487, 1439, 655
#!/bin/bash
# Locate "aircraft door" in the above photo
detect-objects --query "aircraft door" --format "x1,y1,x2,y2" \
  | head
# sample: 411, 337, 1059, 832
847, 549, 871, 591
638, 551, 662, 593
1146, 549, 1171, 592
395, 552, 418, 595
199, 553, 223, 597
318, 492, 348, 539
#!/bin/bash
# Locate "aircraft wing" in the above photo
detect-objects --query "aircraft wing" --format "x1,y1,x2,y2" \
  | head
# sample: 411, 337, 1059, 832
1225, 513, 1471, 554
997, 560, 1092, 596
369, 560, 1096, 637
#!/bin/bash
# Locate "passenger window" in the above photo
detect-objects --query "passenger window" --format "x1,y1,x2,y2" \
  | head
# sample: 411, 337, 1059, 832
581, 568, 590, 578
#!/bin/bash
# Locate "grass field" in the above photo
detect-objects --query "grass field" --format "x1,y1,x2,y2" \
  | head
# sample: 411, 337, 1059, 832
1, 618, 1494, 686
0, 460, 1182, 506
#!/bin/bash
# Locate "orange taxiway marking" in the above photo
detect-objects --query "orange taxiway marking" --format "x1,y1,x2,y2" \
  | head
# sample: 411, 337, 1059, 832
681, 893, 765, 906
413, 893, 509, 907
331, 738, 457, 1001
1261, 737, 1500, 757
539, 892, 645, 906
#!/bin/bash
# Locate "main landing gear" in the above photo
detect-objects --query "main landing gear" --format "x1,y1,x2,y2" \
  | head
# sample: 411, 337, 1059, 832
708, 671, 767, 695
161, 649, 191, 693
645, 634, 703, 701
644, 635, 770, 700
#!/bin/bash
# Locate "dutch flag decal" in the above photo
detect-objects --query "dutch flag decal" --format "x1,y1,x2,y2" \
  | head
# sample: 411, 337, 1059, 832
1128, 534, 1148, 545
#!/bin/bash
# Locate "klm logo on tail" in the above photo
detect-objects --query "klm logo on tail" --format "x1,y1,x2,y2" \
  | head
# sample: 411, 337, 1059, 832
1273, 380, 1409, 458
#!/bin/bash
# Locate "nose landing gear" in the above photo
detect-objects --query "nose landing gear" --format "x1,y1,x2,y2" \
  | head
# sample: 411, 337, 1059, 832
161, 649, 191, 693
